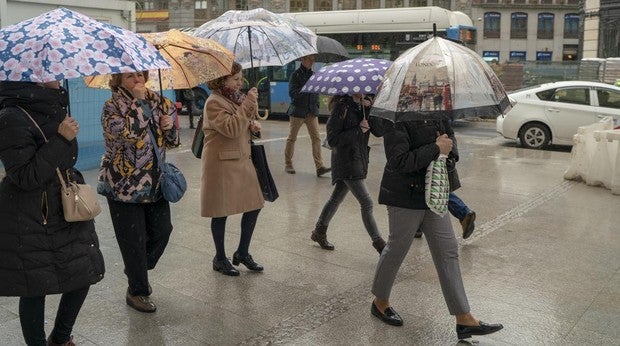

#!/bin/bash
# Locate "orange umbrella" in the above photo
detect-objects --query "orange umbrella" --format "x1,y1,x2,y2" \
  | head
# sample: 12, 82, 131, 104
85, 29, 234, 90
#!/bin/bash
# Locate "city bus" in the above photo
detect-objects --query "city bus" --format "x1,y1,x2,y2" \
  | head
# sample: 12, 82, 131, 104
266, 6, 476, 117
184, 7, 476, 118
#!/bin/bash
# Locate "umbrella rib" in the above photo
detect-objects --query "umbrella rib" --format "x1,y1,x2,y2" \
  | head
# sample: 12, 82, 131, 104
158, 45, 191, 88
252, 26, 286, 66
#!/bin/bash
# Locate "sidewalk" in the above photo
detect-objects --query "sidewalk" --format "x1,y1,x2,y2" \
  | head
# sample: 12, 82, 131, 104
1, 119, 618, 345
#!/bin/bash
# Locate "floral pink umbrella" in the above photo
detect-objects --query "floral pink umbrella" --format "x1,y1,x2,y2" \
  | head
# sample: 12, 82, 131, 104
0, 7, 169, 83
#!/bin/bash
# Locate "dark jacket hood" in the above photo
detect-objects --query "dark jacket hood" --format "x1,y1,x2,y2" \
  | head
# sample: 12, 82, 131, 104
0, 81, 69, 121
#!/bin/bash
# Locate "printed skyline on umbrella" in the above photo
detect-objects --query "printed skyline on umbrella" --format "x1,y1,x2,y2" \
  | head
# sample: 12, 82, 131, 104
371, 36, 512, 122
301, 58, 392, 95
0, 8, 170, 83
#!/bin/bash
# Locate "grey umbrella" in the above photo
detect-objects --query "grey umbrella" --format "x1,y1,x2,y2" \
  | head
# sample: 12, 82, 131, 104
316, 35, 349, 63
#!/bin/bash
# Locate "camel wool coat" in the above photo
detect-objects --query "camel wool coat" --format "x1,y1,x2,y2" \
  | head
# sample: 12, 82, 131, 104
200, 91, 264, 218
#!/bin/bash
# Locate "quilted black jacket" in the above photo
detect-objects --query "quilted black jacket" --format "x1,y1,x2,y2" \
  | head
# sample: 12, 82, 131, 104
378, 118, 460, 209
0, 81, 104, 297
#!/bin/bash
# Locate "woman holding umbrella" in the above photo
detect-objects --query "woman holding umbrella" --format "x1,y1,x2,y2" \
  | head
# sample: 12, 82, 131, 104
0, 80, 105, 345
97, 71, 179, 313
200, 62, 264, 276
311, 94, 387, 253
369, 117, 503, 340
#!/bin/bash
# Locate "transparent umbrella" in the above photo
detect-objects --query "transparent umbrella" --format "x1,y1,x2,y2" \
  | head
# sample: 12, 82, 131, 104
193, 8, 317, 74
370, 36, 512, 123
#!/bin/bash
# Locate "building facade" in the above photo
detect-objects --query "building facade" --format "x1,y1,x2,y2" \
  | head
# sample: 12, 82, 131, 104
135, 0, 618, 61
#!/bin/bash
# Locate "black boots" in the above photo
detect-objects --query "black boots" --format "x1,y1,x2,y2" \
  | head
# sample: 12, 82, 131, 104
311, 223, 335, 250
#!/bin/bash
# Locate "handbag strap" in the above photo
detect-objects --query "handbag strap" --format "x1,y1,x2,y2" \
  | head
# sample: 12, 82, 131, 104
16, 106, 48, 143
55, 167, 69, 193
146, 122, 166, 172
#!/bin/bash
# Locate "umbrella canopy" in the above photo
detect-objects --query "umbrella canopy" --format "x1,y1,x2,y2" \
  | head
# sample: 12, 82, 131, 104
370, 37, 512, 122
84, 29, 234, 90
193, 8, 317, 70
301, 58, 392, 95
315, 35, 349, 63
0, 8, 170, 83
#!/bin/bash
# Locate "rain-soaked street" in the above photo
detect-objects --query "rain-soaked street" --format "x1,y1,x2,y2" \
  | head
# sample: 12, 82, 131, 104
1, 118, 618, 345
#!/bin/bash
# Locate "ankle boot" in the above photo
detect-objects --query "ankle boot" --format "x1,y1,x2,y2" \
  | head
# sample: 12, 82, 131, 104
372, 237, 386, 254
311, 223, 335, 250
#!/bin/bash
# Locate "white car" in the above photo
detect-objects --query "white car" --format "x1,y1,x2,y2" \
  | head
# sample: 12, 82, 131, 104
496, 81, 620, 149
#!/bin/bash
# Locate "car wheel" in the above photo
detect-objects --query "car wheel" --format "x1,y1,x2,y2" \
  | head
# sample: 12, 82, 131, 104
519, 122, 551, 149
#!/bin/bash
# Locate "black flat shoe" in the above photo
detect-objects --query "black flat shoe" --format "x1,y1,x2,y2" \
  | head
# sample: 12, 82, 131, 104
212, 258, 239, 276
461, 211, 476, 239
456, 321, 503, 339
370, 302, 403, 326
232, 252, 264, 271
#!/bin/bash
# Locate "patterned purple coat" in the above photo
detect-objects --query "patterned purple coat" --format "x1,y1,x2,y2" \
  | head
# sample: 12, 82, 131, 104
97, 87, 179, 203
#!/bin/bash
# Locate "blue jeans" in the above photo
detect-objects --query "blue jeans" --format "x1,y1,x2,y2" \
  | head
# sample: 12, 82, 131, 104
317, 179, 382, 241
448, 192, 471, 221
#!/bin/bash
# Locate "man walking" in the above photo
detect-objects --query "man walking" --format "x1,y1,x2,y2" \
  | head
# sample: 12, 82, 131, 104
285, 54, 331, 176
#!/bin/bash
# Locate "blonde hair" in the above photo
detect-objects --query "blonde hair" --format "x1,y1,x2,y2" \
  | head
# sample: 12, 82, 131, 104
206, 62, 242, 90
108, 71, 150, 92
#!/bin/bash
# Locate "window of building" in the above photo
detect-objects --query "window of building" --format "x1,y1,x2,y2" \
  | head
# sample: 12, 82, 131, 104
509, 51, 526, 61
155, 1, 168, 9
409, 0, 427, 6
562, 44, 578, 61
564, 14, 579, 39
234, 0, 247, 9
314, 0, 332, 10
362, 0, 381, 8
482, 51, 500, 62
513, 0, 525, 4
511, 12, 528, 39
195, 0, 208, 9
536, 51, 552, 61
384, 0, 404, 7
338, 0, 357, 10
484, 12, 501, 39
537, 13, 554, 39
290, 0, 308, 11
540, 0, 553, 4
140, 1, 154, 10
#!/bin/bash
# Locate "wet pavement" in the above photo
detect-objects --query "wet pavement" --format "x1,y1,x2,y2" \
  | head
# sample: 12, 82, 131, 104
1, 118, 618, 345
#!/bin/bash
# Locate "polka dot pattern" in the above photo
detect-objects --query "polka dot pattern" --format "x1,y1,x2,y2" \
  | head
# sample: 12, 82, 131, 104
301, 58, 392, 95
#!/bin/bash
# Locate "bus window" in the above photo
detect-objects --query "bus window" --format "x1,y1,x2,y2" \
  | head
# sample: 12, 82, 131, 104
271, 64, 296, 82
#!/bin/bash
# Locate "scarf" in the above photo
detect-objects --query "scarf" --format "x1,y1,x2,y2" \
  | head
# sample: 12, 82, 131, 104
219, 86, 246, 105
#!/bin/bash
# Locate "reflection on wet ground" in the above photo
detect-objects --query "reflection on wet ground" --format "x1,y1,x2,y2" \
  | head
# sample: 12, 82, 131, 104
1, 118, 618, 345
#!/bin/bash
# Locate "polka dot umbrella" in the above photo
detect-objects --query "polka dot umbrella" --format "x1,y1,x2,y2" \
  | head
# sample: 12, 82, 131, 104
300, 58, 392, 96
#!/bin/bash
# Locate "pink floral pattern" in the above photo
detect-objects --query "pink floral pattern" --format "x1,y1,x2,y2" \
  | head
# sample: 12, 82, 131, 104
0, 8, 170, 82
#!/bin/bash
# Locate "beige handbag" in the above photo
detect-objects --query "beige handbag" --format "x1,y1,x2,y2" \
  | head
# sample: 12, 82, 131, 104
56, 168, 101, 222
17, 105, 101, 222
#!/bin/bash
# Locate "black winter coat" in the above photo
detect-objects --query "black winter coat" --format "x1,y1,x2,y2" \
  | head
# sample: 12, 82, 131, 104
327, 97, 383, 184
378, 118, 461, 210
0, 81, 105, 297
288, 64, 319, 118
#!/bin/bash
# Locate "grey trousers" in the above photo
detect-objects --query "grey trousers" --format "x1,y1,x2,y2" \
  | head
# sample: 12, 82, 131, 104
371, 206, 470, 315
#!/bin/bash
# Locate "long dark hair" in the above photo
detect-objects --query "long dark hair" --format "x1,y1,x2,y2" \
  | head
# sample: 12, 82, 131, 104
328, 95, 349, 112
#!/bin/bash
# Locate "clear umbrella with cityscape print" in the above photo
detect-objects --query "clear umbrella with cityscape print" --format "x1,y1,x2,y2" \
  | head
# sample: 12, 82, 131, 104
370, 35, 513, 123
